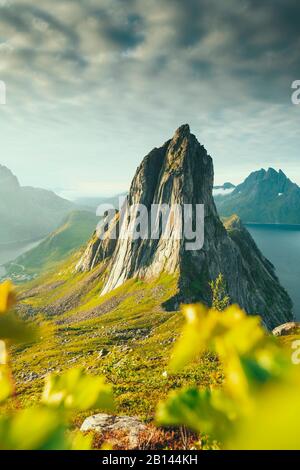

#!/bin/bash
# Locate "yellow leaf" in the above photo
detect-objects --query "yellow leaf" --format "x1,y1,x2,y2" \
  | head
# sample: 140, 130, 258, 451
0, 281, 16, 314
0, 313, 36, 343
0, 341, 7, 365
169, 304, 211, 372
228, 378, 300, 450
69, 431, 92, 450
0, 366, 13, 403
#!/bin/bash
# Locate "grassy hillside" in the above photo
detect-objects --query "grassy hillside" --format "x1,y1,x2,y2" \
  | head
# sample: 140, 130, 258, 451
6, 241, 297, 449
6, 211, 98, 278
9, 252, 222, 425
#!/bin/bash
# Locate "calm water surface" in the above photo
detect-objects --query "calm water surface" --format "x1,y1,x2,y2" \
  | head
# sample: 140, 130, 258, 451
247, 224, 300, 321
0, 239, 44, 277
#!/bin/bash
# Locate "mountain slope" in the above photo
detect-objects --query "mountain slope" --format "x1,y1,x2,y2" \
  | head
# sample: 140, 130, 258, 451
215, 168, 300, 224
77, 125, 293, 329
14, 263, 220, 418
0, 165, 74, 243
5, 210, 98, 277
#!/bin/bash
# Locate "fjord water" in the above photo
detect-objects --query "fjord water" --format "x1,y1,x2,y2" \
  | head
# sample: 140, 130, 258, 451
0, 239, 44, 277
0, 224, 299, 322
247, 224, 300, 321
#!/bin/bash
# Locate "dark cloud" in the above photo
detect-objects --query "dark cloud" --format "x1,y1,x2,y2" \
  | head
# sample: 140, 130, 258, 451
1, 2, 79, 44
160, 0, 207, 48
0, 0, 298, 100
0, 0, 299, 130
110, 14, 144, 49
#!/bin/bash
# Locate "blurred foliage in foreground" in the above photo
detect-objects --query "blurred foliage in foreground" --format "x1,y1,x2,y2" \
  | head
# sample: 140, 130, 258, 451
157, 303, 300, 450
0, 281, 113, 450
1, 280, 299, 450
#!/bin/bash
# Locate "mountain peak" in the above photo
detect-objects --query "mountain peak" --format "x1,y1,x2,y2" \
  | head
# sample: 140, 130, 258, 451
0, 164, 20, 191
0, 164, 74, 244
216, 167, 300, 224
266, 167, 281, 177
174, 123, 191, 139
77, 127, 293, 329
169, 124, 193, 152
238, 168, 290, 190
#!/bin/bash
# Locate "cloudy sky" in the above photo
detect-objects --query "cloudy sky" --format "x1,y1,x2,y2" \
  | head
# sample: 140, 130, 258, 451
0, 0, 299, 197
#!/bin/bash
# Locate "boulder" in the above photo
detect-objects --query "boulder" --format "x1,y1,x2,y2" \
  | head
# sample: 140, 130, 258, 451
80, 414, 146, 448
272, 322, 300, 336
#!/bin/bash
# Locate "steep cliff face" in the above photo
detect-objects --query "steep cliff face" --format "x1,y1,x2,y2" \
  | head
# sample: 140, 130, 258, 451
77, 125, 293, 329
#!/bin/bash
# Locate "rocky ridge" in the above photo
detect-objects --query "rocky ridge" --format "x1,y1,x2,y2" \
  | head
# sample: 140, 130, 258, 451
215, 167, 300, 224
77, 125, 293, 329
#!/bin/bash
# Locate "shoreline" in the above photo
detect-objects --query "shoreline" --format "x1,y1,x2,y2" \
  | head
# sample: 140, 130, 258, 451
0, 237, 46, 270
246, 223, 300, 230
0, 235, 47, 248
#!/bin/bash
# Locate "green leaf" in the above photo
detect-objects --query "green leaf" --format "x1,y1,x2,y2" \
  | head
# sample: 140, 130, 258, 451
0, 313, 36, 343
42, 368, 114, 412
0, 408, 67, 450
156, 387, 236, 440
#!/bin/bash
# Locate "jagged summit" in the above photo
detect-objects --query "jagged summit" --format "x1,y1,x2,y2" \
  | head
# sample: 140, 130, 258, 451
77, 126, 293, 329
174, 123, 190, 137
216, 167, 300, 224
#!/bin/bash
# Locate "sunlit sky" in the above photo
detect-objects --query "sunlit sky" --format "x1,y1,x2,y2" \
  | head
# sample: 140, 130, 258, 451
0, 0, 299, 198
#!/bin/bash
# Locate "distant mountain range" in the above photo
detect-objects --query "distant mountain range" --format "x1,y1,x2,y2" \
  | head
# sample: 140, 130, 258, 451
215, 168, 300, 224
0, 165, 74, 244
75, 193, 127, 212
5, 210, 98, 280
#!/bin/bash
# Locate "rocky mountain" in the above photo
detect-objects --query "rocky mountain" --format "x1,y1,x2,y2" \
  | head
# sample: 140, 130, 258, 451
0, 165, 74, 244
77, 125, 293, 329
215, 168, 300, 224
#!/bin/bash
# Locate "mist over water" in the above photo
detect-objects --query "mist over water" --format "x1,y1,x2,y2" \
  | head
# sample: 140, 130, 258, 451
0, 239, 44, 276
247, 224, 300, 321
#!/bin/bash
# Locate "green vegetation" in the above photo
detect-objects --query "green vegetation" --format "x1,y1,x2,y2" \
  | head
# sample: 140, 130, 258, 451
6, 211, 98, 278
209, 273, 230, 311
1, 273, 300, 449
158, 303, 300, 449
0, 281, 113, 450
9, 261, 221, 421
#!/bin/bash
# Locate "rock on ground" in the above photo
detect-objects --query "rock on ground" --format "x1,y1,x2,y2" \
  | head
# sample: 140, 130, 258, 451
80, 414, 146, 448
272, 322, 300, 336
